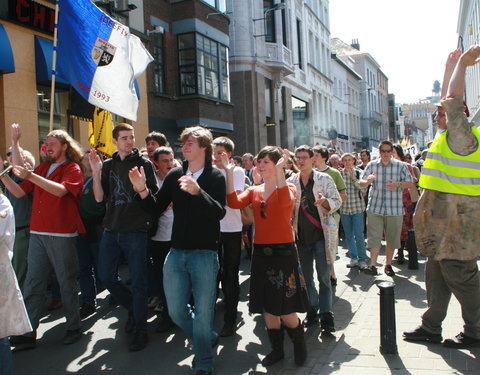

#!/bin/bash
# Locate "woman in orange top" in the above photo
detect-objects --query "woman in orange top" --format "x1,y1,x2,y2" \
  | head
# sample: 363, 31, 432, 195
223, 146, 309, 367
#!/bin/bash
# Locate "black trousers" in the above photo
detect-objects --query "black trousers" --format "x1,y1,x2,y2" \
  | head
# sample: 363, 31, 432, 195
218, 232, 242, 326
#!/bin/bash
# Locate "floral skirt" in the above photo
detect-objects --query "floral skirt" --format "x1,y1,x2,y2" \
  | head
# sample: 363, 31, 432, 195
249, 242, 309, 315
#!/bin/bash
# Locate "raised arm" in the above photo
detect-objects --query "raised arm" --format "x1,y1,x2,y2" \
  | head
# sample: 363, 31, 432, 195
448, 46, 480, 98
10, 123, 24, 167
441, 49, 462, 98
88, 149, 105, 202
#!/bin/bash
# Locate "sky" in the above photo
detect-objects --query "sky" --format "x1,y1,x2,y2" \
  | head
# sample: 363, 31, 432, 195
329, 0, 461, 104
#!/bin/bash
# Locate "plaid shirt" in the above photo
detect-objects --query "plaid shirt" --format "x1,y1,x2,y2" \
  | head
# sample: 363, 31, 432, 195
339, 168, 366, 215
362, 158, 412, 216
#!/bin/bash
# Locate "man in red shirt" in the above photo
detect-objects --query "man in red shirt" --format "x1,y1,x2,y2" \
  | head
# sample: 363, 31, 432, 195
1, 128, 85, 350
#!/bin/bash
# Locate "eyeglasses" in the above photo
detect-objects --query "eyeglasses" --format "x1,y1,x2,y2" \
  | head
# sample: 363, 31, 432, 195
380, 149, 392, 153
6, 152, 12, 157
260, 201, 267, 219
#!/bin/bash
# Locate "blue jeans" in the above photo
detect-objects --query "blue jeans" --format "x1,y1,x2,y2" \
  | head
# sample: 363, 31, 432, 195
297, 240, 332, 314
98, 231, 148, 332
163, 249, 219, 372
340, 213, 367, 262
0, 338, 12, 375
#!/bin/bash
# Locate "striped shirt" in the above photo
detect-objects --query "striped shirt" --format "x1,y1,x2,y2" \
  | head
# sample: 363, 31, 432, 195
339, 168, 366, 215
362, 158, 412, 216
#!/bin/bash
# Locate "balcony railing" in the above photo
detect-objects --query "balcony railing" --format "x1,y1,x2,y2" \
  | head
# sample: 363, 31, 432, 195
264, 43, 295, 74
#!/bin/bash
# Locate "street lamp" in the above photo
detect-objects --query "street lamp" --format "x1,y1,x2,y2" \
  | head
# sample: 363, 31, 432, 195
253, 2, 286, 38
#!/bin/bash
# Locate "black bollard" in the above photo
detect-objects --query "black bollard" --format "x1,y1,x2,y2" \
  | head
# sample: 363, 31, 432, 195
377, 281, 398, 354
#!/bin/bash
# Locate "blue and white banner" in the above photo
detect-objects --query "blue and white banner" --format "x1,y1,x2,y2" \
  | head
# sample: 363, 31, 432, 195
56, 0, 153, 121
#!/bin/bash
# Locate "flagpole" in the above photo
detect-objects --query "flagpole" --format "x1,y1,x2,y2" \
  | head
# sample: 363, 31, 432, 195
48, 0, 60, 133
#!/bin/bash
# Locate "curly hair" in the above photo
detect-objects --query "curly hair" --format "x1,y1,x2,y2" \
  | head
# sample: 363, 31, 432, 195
47, 129, 83, 165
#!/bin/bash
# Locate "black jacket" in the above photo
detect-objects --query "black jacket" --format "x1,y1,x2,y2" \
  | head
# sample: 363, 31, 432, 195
101, 149, 158, 232
140, 161, 226, 251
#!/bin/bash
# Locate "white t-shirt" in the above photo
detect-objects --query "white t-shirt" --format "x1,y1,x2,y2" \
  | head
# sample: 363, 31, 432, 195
217, 166, 245, 233
151, 172, 174, 242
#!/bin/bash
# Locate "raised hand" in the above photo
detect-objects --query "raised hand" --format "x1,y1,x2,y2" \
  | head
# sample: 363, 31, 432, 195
276, 148, 291, 170
88, 149, 103, 176
11, 123, 22, 143
220, 151, 235, 171
460, 45, 480, 67
128, 166, 147, 192
446, 49, 462, 70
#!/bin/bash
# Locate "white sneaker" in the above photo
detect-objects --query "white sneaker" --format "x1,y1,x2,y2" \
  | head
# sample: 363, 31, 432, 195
347, 259, 359, 268
358, 261, 368, 270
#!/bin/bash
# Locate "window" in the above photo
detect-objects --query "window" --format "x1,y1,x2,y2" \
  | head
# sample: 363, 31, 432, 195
264, 0, 276, 42
153, 33, 165, 94
178, 33, 230, 101
201, 0, 226, 12
281, 8, 288, 47
36, 85, 69, 143
296, 19, 303, 69
265, 78, 272, 119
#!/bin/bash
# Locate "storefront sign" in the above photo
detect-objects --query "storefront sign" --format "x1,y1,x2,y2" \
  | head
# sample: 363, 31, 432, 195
9, 0, 55, 34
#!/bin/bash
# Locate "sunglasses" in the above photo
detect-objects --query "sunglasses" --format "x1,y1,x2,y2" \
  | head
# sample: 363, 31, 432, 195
260, 201, 267, 219
380, 149, 392, 153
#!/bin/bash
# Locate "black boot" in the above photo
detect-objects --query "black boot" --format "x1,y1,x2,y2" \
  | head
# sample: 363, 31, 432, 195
262, 328, 284, 366
407, 231, 418, 269
396, 243, 406, 264
285, 320, 307, 366
320, 312, 336, 333
156, 307, 174, 333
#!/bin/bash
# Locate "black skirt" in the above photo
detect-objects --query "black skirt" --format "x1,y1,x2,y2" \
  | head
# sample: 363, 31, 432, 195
249, 242, 309, 315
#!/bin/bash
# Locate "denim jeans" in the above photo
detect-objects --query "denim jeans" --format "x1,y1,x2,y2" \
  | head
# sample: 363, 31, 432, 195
149, 240, 171, 307
164, 249, 219, 372
0, 337, 12, 375
297, 239, 332, 314
340, 213, 367, 262
76, 228, 102, 306
98, 231, 148, 333
218, 232, 242, 326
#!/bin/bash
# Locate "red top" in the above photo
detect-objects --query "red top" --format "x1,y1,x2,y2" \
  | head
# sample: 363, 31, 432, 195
20, 161, 85, 234
227, 184, 296, 244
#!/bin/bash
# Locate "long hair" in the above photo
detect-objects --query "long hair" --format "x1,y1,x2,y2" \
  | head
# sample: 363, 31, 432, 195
47, 129, 83, 165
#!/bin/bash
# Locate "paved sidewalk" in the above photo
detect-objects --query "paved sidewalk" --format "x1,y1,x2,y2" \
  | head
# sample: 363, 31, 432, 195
12, 244, 480, 375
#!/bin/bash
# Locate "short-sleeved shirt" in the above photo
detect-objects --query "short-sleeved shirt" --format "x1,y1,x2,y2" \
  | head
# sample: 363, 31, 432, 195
339, 168, 365, 215
362, 158, 412, 216
318, 166, 346, 192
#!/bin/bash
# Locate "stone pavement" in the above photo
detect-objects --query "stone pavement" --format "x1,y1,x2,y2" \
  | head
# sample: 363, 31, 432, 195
12, 243, 480, 375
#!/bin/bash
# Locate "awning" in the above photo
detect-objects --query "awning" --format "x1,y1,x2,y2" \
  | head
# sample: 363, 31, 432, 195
34, 36, 67, 84
0, 24, 15, 74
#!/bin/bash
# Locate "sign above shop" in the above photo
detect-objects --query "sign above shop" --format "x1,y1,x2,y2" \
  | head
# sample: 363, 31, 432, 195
9, 0, 55, 35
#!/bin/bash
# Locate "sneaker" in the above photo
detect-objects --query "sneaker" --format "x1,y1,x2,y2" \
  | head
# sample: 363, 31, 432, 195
219, 324, 236, 337
303, 310, 319, 327
358, 261, 369, 270
125, 313, 135, 334
384, 265, 395, 277
9, 334, 37, 351
320, 312, 335, 333
443, 332, 480, 348
403, 327, 442, 343
363, 265, 378, 275
80, 303, 96, 320
63, 329, 82, 345
347, 259, 359, 268
128, 331, 149, 351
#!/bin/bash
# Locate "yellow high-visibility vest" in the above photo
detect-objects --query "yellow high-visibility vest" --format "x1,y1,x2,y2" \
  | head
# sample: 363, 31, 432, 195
419, 125, 480, 196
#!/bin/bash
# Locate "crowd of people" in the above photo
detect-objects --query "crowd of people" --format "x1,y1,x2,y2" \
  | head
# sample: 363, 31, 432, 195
0, 47, 479, 375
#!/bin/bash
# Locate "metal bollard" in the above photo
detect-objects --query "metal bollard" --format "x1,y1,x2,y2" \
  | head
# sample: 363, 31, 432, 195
377, 281, 398, 354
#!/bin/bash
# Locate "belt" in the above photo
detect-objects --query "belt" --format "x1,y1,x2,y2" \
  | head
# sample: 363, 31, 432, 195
254, 243, 295, 256
16, 225, 30, 231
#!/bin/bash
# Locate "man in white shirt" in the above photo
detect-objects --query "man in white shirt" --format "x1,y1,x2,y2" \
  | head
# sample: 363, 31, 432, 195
213, 137, 245, 337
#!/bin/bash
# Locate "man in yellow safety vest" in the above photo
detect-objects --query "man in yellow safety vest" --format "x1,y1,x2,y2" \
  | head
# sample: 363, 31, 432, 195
403, 47, 480, 349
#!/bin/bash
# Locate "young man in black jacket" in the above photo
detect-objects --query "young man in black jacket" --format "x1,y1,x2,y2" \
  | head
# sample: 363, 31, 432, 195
130, 126, 226, 375
89, 123, 158, 352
